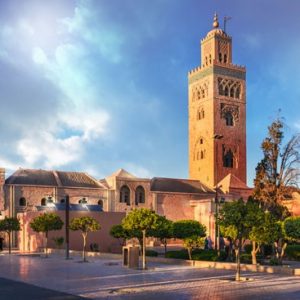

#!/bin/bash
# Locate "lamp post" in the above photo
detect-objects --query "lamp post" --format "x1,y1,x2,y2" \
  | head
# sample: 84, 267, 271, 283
213, 134, 223, 255
65, 195, 70, 260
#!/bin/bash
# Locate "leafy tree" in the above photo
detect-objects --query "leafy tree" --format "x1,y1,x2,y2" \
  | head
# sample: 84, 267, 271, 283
122, 208, 160, 269
173, 220, 206, 240
218, 199, 249, 281
52, 237, 64, 249
183, 236, 205, 260
0, 217, 21, 254
284, 217, 300, 241
110, 224, 130, 246
253, 118, 300, 216
69, 216, 101, 262
173, 220, 206, 260
149, 216, 173, 255
30, 213, 63, 257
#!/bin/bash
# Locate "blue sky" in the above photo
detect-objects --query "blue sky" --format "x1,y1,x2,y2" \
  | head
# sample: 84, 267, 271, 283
0, 0, 299, 186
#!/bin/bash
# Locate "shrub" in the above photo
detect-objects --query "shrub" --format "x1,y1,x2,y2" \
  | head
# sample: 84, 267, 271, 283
269, 257, 282, 266
145, 250, 158, 257
165, 250, 189, 260
244, 244, 252, 254
285, 245, 300, 260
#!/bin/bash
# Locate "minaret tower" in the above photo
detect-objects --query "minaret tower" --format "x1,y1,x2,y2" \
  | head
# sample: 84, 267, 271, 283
188, 14, 246, 187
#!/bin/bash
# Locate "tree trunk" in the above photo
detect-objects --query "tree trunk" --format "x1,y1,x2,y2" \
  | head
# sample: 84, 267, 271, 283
164, 239, 167, 255
251, 241, 258, 265
8, 231, 11, 254
142, 229, 146, 270
187, 247, 192, 260
235, 247, 241, 281
82, 233, 87, 262
45, 231, 48, 258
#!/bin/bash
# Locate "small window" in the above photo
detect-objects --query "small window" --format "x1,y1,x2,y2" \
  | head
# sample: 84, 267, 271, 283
120, 186, 130, 205
200, 138, 203, 145
230, 88, 234, 98
41, 198, 47, 206
224, 54, 227, 63
224, 86, 229, 96
205, 56, 208, 65
209, 54, 212, 64
201, 89, 205, 98
79, 197, 88, 204
219, 53, 222, 62
19, 197, 26, 207
202, 110, 205, 118
225, 112, 234, 126
224, 150, 234, 168
200, 151, 204, 159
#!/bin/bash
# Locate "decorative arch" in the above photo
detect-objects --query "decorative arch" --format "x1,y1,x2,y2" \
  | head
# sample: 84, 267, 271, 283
135, 186, 145, 205
120, 185, 130, 205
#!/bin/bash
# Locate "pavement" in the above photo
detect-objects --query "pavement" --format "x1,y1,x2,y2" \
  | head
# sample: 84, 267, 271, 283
0, 253, 300, 299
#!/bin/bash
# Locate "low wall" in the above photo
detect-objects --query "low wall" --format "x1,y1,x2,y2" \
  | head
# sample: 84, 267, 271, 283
47, 248, 300, 276
18, 211, 126, 253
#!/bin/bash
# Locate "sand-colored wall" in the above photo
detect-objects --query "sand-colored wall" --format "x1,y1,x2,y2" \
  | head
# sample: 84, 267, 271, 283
18, 211, 126, 253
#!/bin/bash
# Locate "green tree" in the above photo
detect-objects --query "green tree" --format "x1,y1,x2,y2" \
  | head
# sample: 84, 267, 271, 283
183, 236, 205, 260
0, 217, 21, 254
284, 217, 300, 241
30, 213, 63, 257
110, 224, 130, 246
218, 199, 249, 281
149, 216, 173, 255
69, 216, 101, 262
253, 118, 300, 217
173, 220, 206, 260
122, 208, 160, 269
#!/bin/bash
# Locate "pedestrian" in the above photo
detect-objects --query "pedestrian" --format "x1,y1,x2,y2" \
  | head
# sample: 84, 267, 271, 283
0, 236, 4, 251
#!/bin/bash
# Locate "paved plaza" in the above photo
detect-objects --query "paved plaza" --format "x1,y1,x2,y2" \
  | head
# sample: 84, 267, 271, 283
0, 253, 300, 299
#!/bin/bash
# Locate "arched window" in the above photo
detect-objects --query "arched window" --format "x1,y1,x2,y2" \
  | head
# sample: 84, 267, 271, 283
205, 56, 208, 65
225, 112, 234, 126
19, 197, 26, 207
41, 198, 47, 206
209, 54, 212, 64
224, 150, 234, 168
200, 138, 203, 145
224, 54, 227, 63
230, 87, 234, 98
120, 186, 130, 205
98, 200, 103, 208
201, 110, 205, 119
224, 86, 229, 96
219, 52, 222, 62
135, 186, 145, 205
201, 89, 205, 98
236, 86, 240, 99
197, 90, 201, 100
200, 151, 204, 159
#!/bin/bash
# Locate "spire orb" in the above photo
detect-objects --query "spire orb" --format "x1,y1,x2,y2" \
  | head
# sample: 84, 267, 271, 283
213, 13, 219, 28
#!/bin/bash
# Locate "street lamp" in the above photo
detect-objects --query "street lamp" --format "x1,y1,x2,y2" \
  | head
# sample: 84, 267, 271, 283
213, 134, 223, 254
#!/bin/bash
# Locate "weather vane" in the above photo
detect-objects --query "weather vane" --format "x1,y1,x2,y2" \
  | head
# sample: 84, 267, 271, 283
223, 16, 232, 33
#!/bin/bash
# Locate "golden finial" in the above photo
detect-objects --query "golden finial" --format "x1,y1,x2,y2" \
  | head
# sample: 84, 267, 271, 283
213, 12, 219, 28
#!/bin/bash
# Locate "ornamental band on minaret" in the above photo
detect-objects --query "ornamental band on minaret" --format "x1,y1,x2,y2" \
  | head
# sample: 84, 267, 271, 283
188, 13, 247, 187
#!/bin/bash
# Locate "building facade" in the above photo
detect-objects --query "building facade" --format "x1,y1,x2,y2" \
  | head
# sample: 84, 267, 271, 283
188, 13, 247, 188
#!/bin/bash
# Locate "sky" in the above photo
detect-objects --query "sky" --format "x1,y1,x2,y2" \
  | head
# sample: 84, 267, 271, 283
0, 0, 299, 186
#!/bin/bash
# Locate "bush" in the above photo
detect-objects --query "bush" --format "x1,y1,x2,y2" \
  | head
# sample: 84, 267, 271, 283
285, 245, 300, 260
145, 250, 158, 257
244, 244, 252, 254
165, 250, 189, 260
262, 244, 273, 257
269, 257, 282, 265
165, 249, 227, 261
